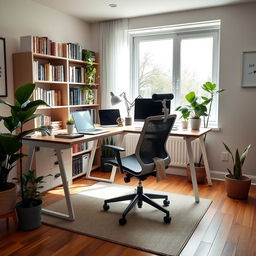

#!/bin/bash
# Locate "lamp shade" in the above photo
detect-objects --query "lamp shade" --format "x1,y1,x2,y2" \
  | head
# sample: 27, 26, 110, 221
110, 92, 122, 105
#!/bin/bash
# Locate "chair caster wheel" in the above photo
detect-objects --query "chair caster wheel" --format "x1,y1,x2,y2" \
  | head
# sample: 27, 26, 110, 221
119, 218, 127, 226
103, 204, 109, 211
163, 199, 170, 206
163, 216, 171, 224
137, 202, 142, 208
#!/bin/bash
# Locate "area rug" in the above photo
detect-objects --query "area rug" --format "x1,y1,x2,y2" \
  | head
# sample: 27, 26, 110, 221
42, 182, 211, 256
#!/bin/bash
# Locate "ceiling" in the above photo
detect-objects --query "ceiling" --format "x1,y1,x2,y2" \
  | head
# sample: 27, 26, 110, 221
33, 0, 256, 22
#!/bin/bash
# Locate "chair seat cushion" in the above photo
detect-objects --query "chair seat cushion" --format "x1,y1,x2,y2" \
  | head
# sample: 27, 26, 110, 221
106, 154, 142, 175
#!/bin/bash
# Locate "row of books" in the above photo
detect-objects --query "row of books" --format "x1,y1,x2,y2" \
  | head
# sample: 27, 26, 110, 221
68, 43, 84, 60
34, 87, 62, 106
69, 66, 85, 83
69, 87, 96, 105
73, 142, 90, 153
72, 153, 90, 177
35, 115, 51, 128
33, 61, 65, 81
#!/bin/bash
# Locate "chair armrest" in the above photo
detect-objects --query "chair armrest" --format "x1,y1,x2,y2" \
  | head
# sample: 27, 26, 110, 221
103, 145, 125, 173
104, 145, 125, 152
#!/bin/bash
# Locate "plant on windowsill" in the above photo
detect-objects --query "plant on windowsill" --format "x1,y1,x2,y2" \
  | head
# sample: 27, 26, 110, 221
101, 137, 115, 172
0, 83, 48, 226
223, 143, 251, 199
14, 170, 51, 230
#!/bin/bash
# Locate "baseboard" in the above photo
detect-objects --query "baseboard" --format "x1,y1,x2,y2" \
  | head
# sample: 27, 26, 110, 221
166, 168, 256, 185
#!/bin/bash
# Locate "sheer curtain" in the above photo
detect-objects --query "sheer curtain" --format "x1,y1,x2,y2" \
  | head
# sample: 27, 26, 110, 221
100, 19, 129, 110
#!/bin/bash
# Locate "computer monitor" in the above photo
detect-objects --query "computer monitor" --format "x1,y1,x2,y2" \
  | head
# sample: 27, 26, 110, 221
98, 109, 121, 126
134, 98, 171, 121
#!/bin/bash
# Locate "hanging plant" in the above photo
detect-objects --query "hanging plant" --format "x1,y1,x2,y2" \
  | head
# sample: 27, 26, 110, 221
82, 49, 97, 86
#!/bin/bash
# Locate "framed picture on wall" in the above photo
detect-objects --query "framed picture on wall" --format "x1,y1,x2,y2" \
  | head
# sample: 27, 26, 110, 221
0, 37, 7, 97
241, 51, 256, 87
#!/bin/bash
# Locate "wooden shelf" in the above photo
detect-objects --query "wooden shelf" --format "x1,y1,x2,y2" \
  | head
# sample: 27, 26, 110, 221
72, 146, 100, 157
38, 105, 69, 110
72, 165, 100, 179
34, 80, 67, 85
69, 82, 99, 87
33, 53, 67, 61
68, 58, 99, 65
69, 104, 100, 108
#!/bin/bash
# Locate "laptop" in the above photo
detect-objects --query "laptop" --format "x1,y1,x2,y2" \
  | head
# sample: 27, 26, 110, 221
72, 110, 108, 135
99, 109, 121, 126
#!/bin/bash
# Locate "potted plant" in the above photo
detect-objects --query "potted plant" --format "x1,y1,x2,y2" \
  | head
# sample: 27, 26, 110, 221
86, 89, 94, 104
101, 137, 115, 172
0, 83, 48, 220
223, 143, 251, 199
176, 106, 190, 129
15, 170, 50, 230
66, 118, 75, 134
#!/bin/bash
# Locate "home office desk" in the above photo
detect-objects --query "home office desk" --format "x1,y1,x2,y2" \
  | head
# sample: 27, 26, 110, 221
23, 126, 212, 221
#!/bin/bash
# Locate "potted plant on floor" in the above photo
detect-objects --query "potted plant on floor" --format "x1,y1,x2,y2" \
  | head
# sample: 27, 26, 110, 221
0, 83, 48, 227
223, 143, 251, 199
176, 82, 224, 183
15, 170, 50, 230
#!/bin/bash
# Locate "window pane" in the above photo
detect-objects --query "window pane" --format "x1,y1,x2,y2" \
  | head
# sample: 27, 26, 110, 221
180, 37, 213, 106
138, 39, 173, 98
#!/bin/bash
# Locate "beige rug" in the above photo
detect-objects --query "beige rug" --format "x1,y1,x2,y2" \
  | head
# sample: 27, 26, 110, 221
42, 182, 211, 256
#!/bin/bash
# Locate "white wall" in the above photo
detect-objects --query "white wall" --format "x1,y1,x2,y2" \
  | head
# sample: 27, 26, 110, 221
0, 0, 92, 110
92, 3, 256, 177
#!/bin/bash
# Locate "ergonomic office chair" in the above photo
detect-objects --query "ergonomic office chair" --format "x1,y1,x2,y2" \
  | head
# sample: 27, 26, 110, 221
102, 114, 176, 225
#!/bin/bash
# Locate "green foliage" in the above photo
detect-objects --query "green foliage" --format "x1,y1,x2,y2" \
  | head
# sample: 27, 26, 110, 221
82, 49, 97, 86
223, 143, 251, 179
66, 118, 74, 125
14, 170, 51, 207
101, 137, 115, 158
0, 83, 48, 192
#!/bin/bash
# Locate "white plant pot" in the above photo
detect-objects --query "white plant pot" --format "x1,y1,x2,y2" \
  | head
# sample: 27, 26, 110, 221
67, 124, 74, 134
181, 120, 188, 130
190, 118, 201, 130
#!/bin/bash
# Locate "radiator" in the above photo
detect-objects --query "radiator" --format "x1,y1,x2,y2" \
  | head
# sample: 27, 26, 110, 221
125, 134, 201, 167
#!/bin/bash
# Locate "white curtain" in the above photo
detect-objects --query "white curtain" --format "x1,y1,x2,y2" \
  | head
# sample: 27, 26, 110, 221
100, 19, 129, 110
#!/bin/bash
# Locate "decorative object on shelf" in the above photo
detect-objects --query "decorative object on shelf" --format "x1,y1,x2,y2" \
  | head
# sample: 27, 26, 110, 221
110, 91, 142, 126
82, 49, 97, 85
0, 37, 7, 97
0, 83, 48, 223
40, 125, 53, 136
241, 51, 256, 87
15, 170, 51, 230
116, 117, 124, 126
101, 137, 115, 172
223, 143, 251, 199
66, 118, 75, 134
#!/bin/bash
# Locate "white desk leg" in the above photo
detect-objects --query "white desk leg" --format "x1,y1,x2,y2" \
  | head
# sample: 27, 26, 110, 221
199, 136, 212, 186
25, 145, 35, 171
185, 138, 200, 203
42, 148, 75, 221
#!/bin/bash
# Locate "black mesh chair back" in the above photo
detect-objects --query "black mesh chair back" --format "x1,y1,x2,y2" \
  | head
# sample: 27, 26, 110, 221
135, 114, 176, 174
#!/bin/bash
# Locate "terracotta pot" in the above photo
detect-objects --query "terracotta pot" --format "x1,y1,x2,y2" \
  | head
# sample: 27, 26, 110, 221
186, 164, 206, 184
225, 174, 251, 200
0, 183, 17, 215
190, 118, 201, 130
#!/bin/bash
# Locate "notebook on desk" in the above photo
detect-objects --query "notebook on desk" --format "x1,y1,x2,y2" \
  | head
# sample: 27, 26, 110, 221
72, 110, 108, 135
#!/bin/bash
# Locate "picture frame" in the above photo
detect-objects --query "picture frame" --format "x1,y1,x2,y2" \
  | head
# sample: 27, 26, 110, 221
0, 37, 7, 96
241, 51, 256, 87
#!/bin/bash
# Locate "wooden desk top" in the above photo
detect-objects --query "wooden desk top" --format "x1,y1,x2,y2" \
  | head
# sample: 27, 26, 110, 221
23, 126, 212, 145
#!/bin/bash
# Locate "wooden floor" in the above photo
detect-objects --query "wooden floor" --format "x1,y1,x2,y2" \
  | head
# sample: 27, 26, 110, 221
1, 172, 256, 256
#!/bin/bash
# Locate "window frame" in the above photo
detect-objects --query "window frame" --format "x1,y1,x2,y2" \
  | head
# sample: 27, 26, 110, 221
130, 25, 220, 127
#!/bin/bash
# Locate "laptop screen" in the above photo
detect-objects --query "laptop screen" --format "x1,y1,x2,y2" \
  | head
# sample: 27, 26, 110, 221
72, 111, 94, 131
99, 109, 121, 126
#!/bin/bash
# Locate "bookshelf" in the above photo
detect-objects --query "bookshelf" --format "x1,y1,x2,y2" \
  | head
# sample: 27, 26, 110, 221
13, 39, 101, 190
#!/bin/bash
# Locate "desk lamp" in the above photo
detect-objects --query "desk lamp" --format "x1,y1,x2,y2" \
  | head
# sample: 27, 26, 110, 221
110, 92, 142, 125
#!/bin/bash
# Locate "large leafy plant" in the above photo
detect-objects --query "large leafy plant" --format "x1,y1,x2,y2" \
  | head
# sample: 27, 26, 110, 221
0, 83, 48, 196
223, 143, 251, 179
176, 91, 210, 119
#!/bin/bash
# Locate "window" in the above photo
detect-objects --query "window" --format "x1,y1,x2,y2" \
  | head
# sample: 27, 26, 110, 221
130, 23, 220, 126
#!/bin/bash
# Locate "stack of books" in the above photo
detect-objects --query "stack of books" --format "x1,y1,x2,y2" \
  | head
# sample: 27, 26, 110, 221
69, 66, 85, 83
33, 61, 65, 82
20, 35, 68, 57
34, 87, 62, 106
51, 121, 62, 131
